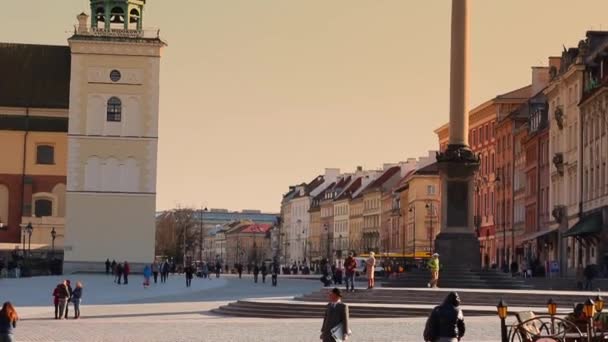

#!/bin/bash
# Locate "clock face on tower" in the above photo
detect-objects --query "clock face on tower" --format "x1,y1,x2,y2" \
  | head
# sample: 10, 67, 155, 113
110, 69, 121, 82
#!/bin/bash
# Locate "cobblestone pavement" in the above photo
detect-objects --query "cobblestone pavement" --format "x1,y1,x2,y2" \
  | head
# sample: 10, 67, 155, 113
3, 275, 505, 341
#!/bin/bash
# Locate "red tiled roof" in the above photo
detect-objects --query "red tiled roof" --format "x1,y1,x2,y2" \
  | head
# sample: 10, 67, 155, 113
240, 223, 272, 233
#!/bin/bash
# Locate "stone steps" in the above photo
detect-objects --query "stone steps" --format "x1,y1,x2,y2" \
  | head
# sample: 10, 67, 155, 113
211, 300, 496, 319
295, 288, 598, 308
382, 269, 532, 289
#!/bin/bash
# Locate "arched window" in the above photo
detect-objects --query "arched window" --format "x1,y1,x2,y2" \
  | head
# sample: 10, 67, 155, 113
129, 8, 140, 24
36, 145, 54, 164
110, 7, 125, 24
34, 199, 53, 217
107, 97, 122, 122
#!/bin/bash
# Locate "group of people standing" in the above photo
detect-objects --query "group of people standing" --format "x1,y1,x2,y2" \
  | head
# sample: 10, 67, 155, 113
252, 262, 280, 286
52, 279, 84, 320
105, 259, 130, 285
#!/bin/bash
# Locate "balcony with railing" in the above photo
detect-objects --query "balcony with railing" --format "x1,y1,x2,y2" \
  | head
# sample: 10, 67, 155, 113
75, 26, 161, 39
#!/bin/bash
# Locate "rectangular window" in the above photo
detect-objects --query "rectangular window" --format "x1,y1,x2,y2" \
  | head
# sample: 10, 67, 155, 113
427, 185, 436, 195
36, 145, 55, 165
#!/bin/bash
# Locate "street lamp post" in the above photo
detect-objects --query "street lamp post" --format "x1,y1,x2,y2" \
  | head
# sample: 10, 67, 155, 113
51, 227, 56, 257
200, 207, 208, 264
324, 223, 330, 261
425, 202, 436, 253
496, 172, 507, 271
408, 205, 416, 260
26, 222, 33, 257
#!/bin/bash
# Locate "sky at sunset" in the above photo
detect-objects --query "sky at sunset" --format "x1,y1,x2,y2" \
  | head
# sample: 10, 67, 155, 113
3, 1, 608, 213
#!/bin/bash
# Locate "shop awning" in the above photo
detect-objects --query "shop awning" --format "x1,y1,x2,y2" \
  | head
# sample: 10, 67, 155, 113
520, 227, 558, 242
562, 213, 603, 238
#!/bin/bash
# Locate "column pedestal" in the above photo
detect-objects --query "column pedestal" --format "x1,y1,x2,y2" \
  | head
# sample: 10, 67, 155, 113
435, 145, 480, 270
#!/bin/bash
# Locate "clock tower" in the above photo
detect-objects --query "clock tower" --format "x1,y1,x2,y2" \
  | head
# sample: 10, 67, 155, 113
64, 0, 166, 272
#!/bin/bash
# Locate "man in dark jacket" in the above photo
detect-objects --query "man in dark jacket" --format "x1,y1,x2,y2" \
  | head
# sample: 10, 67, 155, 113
64, 280, 73, 319
261, 264, 268, 283
116, 263, 123, 284
271, 262, 279, 287
320, 288, 350, 342
105, 259, 111, 275
123, 261, 130, 285
253, 264, 260, 283
344, 253, 357, 292
424, 292, 466, 342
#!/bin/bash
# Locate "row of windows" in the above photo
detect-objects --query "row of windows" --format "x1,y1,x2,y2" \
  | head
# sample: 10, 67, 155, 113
584, 163, 608, 201
364, 198, 381, 211
469, 121, 495, 146
334, 205, 348, 216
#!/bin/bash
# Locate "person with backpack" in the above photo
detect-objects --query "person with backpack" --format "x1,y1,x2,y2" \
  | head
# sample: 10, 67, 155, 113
423, 292, 466, 342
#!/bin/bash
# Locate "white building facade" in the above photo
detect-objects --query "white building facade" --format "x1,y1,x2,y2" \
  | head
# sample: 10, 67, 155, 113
64, 1, 165, 272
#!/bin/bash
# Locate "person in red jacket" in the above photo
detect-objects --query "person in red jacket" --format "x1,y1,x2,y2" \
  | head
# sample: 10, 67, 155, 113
123, 261, 130, 285
52, 281, 69, 319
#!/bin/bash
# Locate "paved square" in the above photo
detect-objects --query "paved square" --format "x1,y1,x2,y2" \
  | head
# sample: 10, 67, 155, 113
2, 274, 504, 341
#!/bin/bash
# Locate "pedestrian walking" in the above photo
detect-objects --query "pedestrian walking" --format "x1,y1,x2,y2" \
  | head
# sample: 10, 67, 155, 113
253, 264, 260, 283
105, 258, 111, 275
320, 288, 350, 342
0, 302, 18, 342
123, 261, 130, 285
185, 264, 194, 287
215, 261, 221, 278
143, 265, 152, 288
71, 282, 83, 319
366, 252, 376, 289
321, 260, 333, 287
52, 281, 69, 320
427, 253, 440, 288
152, 260, 159, 284
64, 280, 73, 319
261, 263, 268, 283
271, 262, 279, 287
161, 261, 170, 283
116, 263, 123, 284
584, 264, 597, 291
237, 263, 243, 279
423, 292, 465, 342
344, 252, 357, 293
111, 259, 117, 277
202, 262, 209, 279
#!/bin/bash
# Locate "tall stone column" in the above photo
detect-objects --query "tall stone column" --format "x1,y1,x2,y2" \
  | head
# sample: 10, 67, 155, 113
435, 0, 481, 270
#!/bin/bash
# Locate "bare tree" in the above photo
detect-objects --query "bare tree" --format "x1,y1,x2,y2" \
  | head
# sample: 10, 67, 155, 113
155, 207, 198, 264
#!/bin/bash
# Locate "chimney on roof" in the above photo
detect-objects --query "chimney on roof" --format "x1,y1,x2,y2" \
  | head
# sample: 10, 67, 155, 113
324, 168, 340, 183
531, 66, 550, 95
